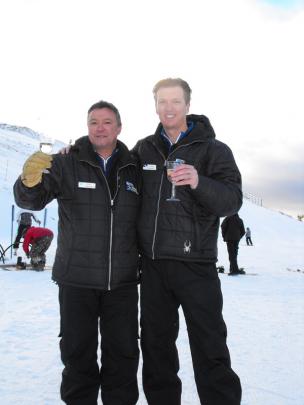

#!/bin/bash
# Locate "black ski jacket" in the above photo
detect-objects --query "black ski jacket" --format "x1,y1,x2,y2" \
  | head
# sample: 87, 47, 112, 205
221, 214, 245, 241
132, 114, 242, 263
14, 137, 141, 290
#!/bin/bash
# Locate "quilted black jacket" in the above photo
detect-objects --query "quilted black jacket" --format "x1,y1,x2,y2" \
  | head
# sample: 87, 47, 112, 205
133, 114, 242, 263
14, 137, 141, 290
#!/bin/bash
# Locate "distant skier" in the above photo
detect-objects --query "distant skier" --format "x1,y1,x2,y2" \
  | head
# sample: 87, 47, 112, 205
13, 209, 41, 255
22, 226, 53, 270
245, 227, 253, 246
221, 213, 245, 275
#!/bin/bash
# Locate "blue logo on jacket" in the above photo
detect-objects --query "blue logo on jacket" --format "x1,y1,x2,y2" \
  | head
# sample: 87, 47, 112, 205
126, 181, 139, 195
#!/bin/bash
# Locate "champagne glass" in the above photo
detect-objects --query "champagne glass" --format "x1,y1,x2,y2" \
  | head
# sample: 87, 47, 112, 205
166, 159, 185, 201
39, 134, 54, 155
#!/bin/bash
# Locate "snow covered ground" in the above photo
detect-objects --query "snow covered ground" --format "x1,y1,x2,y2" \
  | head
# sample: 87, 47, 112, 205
0, 129, 303, 404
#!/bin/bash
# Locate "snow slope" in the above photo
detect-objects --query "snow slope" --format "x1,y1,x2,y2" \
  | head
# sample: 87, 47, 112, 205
0, 125, 65, 193
0, 128, 303, 404
0, 126, 65, 260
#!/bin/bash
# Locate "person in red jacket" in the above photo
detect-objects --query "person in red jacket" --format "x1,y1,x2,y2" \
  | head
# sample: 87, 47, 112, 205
22, 226, 53, 270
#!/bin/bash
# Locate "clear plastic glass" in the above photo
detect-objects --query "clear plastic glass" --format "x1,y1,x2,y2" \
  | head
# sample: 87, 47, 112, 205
39, 135, 54, 154
166, 159, 185, 201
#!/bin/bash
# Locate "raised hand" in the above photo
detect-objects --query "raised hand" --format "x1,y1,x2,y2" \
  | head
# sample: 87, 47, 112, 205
21, 151, 53, 187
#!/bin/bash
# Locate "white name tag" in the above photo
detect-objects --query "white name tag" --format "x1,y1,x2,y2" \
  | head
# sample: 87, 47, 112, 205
143, 164, 157, 171
78, 182, 96, 189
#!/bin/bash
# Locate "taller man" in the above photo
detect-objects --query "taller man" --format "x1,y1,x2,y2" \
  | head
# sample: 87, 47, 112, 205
133, 78, 242, 405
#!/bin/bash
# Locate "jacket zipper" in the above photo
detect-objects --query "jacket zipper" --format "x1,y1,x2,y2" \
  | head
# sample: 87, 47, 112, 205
95, 164, 114, 290
152, 160, 166, 259
81, 159, 136, 290
108, 199, 114, 290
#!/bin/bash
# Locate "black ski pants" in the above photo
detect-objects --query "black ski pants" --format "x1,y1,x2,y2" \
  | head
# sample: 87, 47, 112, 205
246, 237, 253, 246
13, 224, 30, 249
140, 257, 241, 405
226, 240, 240, 273
58, 284, 139, 405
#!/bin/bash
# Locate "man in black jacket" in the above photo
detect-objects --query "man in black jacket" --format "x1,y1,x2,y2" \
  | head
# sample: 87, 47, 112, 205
221, 213, 246, 275
14, 101, 141, 405
133, 78, 242, 405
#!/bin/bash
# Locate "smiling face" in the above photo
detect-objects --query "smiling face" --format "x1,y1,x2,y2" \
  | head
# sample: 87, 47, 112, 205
155, 85, 190, 137
87, 108, 121, 156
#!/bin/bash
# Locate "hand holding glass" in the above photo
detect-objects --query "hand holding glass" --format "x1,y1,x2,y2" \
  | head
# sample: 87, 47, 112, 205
166, 159, 185, 201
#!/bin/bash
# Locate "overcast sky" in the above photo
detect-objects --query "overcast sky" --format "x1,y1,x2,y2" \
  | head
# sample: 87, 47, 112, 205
1, 0, 303, 217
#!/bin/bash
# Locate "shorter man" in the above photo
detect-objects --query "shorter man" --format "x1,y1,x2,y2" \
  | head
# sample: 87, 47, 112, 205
14, 100, 140, 404
221, 213, 245, 275
13, 209, 41, 255
22, 226, 53, 270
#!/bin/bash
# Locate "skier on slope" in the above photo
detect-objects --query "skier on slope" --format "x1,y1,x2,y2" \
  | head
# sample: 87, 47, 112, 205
245, 227, 253, 246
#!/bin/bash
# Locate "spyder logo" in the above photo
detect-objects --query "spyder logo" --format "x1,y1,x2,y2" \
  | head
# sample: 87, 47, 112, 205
184, 240, 191, 254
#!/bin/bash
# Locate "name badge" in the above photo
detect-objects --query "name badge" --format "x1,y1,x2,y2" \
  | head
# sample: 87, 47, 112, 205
78, 182, 96, 189
143, 164, 157, 171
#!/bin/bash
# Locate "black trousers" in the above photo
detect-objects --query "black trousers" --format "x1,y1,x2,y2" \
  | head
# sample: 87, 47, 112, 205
13, 224, 29, 249
246, 237, 253, 246
226, 241, 240, 273
58, 284, 139, 405
140, 257, 241, 405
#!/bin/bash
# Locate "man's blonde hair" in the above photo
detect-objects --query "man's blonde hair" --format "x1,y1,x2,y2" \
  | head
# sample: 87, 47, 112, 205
153, 78, 192, 105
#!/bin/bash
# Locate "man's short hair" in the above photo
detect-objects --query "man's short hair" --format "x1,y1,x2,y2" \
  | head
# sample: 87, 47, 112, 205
153, 78, 192, 105
87, 100, 122, 126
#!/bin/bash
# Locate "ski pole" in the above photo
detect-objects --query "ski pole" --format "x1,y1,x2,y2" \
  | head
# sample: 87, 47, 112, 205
43, 208, 47, 227
10, 205, 15, 259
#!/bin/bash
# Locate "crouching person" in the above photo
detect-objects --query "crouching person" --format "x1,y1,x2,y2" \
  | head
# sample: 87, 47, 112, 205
22, 226, 53, 270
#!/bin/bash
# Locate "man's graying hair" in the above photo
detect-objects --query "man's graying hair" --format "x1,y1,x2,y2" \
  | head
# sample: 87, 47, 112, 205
88, 100, 122, 127
153, 78, 192, 105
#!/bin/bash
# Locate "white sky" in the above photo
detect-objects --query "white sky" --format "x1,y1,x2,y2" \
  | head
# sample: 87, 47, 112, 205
1, 0, 304, 216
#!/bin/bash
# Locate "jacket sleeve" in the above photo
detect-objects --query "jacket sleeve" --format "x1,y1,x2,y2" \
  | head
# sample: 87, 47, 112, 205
240, 219, 246, 238
190, 140, 242, 217
14, 154, 63, 211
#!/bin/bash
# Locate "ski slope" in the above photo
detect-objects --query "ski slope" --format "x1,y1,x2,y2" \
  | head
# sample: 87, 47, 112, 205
0, 128, 303, 404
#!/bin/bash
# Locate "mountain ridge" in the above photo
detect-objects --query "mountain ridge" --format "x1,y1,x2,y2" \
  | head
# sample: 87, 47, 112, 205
0, 123, 42, 140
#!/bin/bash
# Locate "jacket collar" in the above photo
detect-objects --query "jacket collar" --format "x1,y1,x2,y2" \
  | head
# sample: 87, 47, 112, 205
149, 114, 216, 154
73, 136, 135, 168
